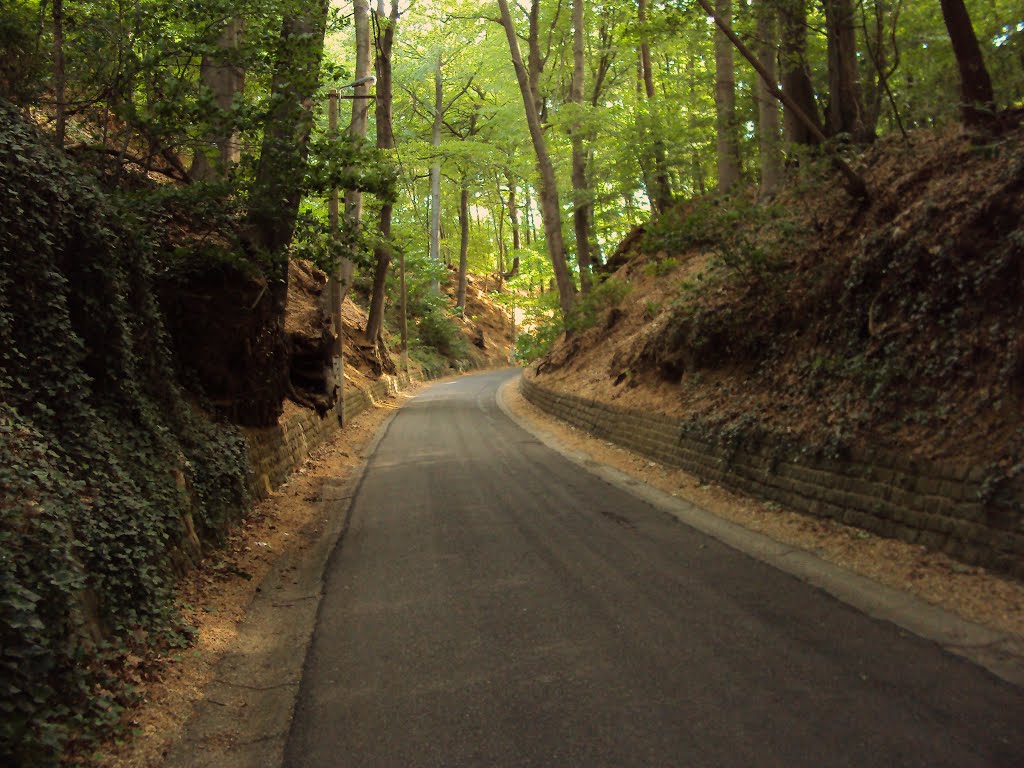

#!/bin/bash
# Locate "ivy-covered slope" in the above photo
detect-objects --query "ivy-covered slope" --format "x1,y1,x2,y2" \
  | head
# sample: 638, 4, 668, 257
0, 101, 250, 764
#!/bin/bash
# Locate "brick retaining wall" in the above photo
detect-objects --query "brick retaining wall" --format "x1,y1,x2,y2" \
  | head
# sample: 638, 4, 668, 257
246, 371, 422, 497
520, 376, 1023, 579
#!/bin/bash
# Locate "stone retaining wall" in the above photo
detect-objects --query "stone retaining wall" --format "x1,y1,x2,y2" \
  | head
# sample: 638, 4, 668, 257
246, 371, 422, 497
520, 376, 1023, 579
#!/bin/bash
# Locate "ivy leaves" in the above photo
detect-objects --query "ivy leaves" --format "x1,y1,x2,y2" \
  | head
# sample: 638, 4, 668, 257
1, 100, 250, 765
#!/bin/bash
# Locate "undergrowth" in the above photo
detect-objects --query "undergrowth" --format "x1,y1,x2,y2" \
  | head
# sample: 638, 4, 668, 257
0, 101, 250, 765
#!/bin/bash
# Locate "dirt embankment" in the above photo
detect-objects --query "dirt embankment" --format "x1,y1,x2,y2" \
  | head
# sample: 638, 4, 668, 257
536, 118, 1024, 478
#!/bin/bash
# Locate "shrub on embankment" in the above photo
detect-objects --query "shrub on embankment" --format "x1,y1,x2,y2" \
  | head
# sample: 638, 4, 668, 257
0, 100, 250, 764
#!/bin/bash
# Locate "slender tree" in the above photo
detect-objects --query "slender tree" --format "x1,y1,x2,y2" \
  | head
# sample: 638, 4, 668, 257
342, 0, 373, 301
714, 0, 741, 193
365, 0, 400, 352
824, 0, 865, 139
638, 0, 673, 212
429, 53, 444, 292
505, 170, 522, 278
778, 0, 822, 144
192, 18, 245, 180
570, 0, 593, 293
755, 0, 782, 195
938, 0, 996, 127
457, 181, 470, 309
244, 0, 332, 418
52, 0, 66, 148
694, 0, 868, 199
496, 0, 576, 320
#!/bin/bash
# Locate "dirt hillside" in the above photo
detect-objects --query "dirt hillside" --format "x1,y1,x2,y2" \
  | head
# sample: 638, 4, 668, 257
532, 116, 1024, 488
445, 270, 515, 368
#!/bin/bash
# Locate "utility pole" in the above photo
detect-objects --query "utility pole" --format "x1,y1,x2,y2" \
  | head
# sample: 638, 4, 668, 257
327, 89, 344, 419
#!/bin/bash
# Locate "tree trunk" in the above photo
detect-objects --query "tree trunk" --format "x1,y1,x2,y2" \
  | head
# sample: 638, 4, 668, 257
53, 0, 66, 149
824, 0, 864, 139
755, 0, 782, 196
243, 0, 331, 424
365, 0, 399, 347
524, 185, 535, 246
695, 0, 868, 199
504, 172, 521, 279
507, 172, 522, 252
429, 54, 443, 293
939, 0, 996, 127
527, 2, 544, 117
638, 0, 673, 213
570, 0, 592, 294
779, 0, 821, 144
192, 18, 245, 180
497, 0, 576, 320
342, 0, 372, 301
457, 183, 470, 309
860, 0, 887, 139
714, 0, 741, 193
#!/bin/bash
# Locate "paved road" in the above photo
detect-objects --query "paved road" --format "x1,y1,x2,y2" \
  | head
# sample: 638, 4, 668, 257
284, 370, 1024, 768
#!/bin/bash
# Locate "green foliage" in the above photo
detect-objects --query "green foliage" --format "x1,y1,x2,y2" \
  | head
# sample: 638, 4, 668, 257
644, 197, 792, 281
568, 277, 632, 332
644, 256, 679, 278
514, 315, 564, 363
0, 1, 47, 102
0, 102, 250, 764
512, 277, 633, 363
413, 298, 471, 363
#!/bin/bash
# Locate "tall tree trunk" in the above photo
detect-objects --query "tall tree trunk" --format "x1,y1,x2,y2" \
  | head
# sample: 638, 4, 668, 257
342, 0, 372, 300
695, 0, 868, 199
638, 0, 673, 213
457, 182, 470, 309
365, 0, 399, 348
779, 0, 821, 144
527, 2, 544, 117
938, 0, 996, 127
53, 0, 66, 148
570, 0, 592, 294
524, 185, 535, 247
755, 0, 782, 196
429, 54, 443, 293
244, 0, 330, 424
496, 0, 576, 320
714, 0, 741, 193
824, 0, 864, 139
192, 18, 245, 180
492, 182, 506, 283
504, 171, 521, 279
860, 0, 887, 139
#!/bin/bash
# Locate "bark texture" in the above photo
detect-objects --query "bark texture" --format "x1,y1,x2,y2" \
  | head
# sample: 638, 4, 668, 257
496, 0, 576, 319
939, 0, 996, 127
365, 0, 400, 349
243, 1, 330, 423
824, 0, 864, 139
779, 0, 821, 145
714, 0, 741, 193
755, 0, 782, 196
638, 0, 673, 212
570, 0, 592, 293
192, 18, 245, 180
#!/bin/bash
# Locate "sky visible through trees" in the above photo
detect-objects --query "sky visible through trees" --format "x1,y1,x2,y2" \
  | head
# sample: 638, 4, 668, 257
3, 0, 1023, 320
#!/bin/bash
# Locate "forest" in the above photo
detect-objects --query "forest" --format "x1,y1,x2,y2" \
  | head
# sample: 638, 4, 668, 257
2, 0, 1023, 764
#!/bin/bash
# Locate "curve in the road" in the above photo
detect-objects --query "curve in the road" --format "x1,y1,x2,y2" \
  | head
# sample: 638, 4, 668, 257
285, 370, 1024, 768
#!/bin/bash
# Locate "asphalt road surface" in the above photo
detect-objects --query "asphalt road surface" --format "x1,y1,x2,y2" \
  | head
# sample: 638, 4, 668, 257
284, 370, 1024, 768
